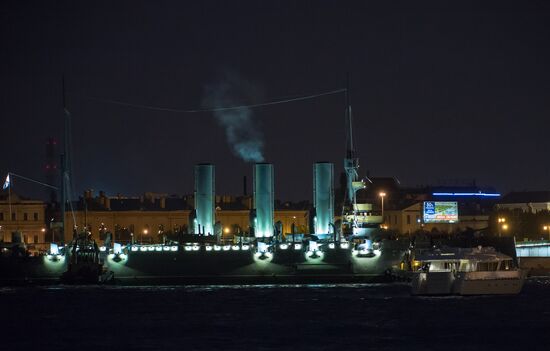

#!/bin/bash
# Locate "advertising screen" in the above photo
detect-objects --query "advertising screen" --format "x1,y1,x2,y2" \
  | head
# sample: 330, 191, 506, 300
423, 201, 458, 223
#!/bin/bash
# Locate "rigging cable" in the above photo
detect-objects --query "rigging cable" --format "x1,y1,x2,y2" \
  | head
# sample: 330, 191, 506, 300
70, 88, 347, 113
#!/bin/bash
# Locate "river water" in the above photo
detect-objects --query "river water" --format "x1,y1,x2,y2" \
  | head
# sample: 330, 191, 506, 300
2, 278, 550, 350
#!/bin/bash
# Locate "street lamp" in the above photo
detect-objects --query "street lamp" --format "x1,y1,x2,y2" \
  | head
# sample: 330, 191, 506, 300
543, 226, 550, 241
501, 223, 509, 237
379, 192, 386, 220
142, 228, 148, 243
497, 217, 506, 237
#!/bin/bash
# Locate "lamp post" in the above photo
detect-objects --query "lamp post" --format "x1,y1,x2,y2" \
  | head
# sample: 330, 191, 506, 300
379, 192, 386, 221
501, 223, 509, 237
497, 217, 506, 237
543, 226, 550, 241
142, 228, 148, 244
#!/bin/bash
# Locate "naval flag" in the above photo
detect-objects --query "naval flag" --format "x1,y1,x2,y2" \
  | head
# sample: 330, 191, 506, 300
2, 174, 10, 190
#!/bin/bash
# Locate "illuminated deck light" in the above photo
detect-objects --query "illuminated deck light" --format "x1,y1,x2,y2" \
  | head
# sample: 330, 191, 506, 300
232, 245, 240, 251
257, 242, 269, 253
328, 243, 335, 249
147, 246, 155, 251
140, 247, 147, 252
223, 245, 231, 251
340, 242, 349, 249
49, 243, 59, 255
99, 246, 107, 252
184, 246, 193, 251
163, 246, 170, 251
205, 246, 213, 251
170, 246, 178, 251
131, 246, 138, 252
242, 244, 250, 251
309, 241, 319, 252
279, 243, 289, 250
155, 246, 162, 252
192, 245, 200, 251
214, 245, 222, 251
113, 243, 122, 255
294, 243, 302, 250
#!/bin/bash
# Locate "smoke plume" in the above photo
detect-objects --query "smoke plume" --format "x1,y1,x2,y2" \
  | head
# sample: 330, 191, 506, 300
203, 73, 265, 163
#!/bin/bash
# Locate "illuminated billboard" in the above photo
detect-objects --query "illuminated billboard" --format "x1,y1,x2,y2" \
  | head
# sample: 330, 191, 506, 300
423, 201, 458, 223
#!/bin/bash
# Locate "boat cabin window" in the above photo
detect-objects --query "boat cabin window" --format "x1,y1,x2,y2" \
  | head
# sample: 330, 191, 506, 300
426, 261, 455, 272
459, 260, 475, 272
476, 262, 499, 271
499, 260, 512, 271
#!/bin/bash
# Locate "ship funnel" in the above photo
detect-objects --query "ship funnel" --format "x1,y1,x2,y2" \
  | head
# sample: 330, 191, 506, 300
313, 162, 334, 234
253, 163, 274, 238
194, 164, 215, 236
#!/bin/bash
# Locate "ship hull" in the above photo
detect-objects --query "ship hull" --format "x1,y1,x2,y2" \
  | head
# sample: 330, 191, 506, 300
0, 239, 410, 285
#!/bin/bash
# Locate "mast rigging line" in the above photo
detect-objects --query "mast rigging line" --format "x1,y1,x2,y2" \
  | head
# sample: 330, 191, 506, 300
69, 88, 347, 113
8, 172, 59, 190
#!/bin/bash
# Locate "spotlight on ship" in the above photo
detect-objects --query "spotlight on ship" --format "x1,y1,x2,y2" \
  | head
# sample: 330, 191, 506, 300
113, 243, 122, 255
47, 243, 61, 261
306, 241, 321, 259
256, 241, 272, 260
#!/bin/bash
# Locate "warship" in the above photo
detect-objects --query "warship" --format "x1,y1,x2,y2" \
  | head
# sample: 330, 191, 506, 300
0, 82, 412, 285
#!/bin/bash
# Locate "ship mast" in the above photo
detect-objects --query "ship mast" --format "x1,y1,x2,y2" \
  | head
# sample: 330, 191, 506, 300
343, 76, 360, 227
61, 75, 73, 243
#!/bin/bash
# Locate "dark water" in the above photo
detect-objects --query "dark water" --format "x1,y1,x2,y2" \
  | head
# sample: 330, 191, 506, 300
2, 278, 550, 350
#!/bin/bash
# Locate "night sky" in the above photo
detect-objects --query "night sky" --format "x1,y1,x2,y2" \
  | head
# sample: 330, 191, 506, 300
1, 0, 549, 202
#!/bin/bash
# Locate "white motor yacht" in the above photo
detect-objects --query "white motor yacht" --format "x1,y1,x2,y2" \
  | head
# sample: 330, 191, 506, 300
411, 246, 525, 295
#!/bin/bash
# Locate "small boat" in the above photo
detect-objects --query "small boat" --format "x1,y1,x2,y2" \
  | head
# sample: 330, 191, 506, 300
411, 246, 525, 295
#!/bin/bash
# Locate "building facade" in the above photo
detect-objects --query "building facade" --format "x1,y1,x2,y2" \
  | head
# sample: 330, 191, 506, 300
383, 202, 489, 235
63, 192, 309, 243
0, 192, 47, 245
497, 191, 550, 213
